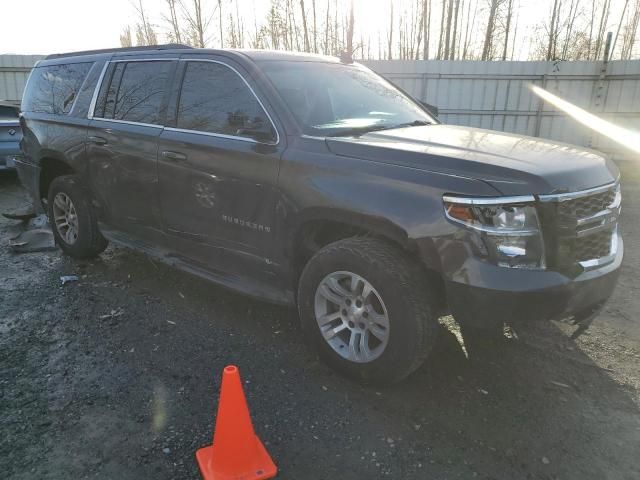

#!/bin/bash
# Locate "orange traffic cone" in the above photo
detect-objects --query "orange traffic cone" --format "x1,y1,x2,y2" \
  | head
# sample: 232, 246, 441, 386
196, 365, 277, 480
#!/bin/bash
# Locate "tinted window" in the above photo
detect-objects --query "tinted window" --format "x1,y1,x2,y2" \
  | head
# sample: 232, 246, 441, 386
23, 63, 92, 115
96, 61, 171, 125
176, 62, 275, 141
0, 106, 19, 121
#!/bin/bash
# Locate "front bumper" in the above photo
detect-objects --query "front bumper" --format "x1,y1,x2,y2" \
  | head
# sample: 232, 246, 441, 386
444, 234, 623, 327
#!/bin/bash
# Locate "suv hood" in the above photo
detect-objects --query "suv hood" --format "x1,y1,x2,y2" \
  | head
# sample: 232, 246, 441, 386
325, 124, 619, 195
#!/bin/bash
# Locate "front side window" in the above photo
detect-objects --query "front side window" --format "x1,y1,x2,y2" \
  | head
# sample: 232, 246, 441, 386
176, 61, 276, 142
259, 61, 435, 137
23, 62, 92, 115
95, 61, 171, 125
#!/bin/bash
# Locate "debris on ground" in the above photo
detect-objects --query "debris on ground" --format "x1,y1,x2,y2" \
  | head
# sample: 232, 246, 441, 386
60, 275, 79, 285
550, 381, 572, 389
7, 213, 56, 253
99, 308, 125, 320
2, 206, 36, 220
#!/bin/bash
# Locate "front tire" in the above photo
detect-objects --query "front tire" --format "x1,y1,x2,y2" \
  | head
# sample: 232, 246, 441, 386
298, 237, 438, 384
48, 175, 108, 259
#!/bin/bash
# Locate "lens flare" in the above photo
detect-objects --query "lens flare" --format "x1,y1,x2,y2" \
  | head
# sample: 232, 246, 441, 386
530, 85, 640, 154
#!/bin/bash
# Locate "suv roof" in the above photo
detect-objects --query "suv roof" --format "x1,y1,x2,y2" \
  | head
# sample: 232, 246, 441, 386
44, 43, 194, 60
40, 45, 342, 66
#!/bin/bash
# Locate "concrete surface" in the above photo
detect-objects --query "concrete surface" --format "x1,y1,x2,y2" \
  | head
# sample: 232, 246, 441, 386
1, 165, 639, 480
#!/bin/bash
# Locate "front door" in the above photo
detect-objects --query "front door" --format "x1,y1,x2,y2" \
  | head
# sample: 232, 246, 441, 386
157, 58, 284, 279
86, 58, 176, 236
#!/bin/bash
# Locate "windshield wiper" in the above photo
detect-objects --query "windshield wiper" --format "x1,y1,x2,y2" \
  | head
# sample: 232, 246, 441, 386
327, 119, 432, 138
393, 119, 433, 128
326, 124, 396, 137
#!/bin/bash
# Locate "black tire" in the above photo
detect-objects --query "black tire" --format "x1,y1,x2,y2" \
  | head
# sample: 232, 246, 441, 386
47, 175, 108, 259
297, 237, 438, 384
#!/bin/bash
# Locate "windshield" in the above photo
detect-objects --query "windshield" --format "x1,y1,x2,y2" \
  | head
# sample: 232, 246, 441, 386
259, 61, 435, 137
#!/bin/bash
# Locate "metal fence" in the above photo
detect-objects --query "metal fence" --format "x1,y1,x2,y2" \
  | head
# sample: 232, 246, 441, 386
364, 59, 640, 158
1, 54, 638, 157
0, 55, 44, 103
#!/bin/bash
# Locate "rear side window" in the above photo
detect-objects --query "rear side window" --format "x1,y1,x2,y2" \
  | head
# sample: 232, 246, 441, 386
176, 61, 275, 141
23, 63, 92, 115
94, 61, 171, 125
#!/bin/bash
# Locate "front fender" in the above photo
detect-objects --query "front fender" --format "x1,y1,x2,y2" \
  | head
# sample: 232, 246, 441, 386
277, 136, 501, 272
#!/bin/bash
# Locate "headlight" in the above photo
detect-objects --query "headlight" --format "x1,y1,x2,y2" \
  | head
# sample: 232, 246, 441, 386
443, 195, 545, 269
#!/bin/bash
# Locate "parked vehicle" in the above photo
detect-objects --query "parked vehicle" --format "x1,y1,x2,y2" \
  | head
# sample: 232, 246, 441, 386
17, 45, 623, 383
0, 101, 22, 171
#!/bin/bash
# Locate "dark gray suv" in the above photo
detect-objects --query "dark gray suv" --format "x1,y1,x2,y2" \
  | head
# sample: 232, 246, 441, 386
16, 45, 622, 383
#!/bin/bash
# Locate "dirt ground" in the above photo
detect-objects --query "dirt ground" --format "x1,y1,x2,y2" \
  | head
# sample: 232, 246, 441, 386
1, 162, 639, 480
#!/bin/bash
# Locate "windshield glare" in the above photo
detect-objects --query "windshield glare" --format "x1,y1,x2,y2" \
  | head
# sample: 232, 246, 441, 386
259, 61, 435, 136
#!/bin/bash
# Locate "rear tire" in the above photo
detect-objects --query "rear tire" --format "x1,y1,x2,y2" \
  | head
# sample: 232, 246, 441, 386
298, 237, 438, 384
48, 175, 108, 259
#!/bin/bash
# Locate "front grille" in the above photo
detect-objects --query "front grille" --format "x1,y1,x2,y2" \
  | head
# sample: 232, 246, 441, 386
557, 188, 617, 219
574, 230, 613, 263
540, 183, 620, 269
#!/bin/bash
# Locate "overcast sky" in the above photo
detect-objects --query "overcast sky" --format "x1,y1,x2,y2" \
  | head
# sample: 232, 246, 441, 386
0, 0, 633, 59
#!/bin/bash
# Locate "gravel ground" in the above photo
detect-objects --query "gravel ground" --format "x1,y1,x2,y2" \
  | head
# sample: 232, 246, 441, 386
1, 163, 639, 480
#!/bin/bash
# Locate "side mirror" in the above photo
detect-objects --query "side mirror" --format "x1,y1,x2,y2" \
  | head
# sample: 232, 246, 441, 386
419, 101, 438, 117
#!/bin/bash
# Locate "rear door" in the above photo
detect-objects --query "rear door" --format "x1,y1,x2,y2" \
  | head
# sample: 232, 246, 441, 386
86, 57, 176, 237
157, 57, 285, 279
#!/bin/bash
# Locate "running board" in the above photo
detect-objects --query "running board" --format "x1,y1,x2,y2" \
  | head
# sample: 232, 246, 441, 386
100, 226, 295, 306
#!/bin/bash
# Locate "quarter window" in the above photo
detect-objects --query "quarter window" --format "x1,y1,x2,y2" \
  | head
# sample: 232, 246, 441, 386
176, 61, 275, 142
23, 63, 92, 115
95, 61, 171, 125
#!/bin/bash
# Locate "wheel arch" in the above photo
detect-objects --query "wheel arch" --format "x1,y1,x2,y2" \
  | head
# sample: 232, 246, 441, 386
38, 156, 76, 202
288, 208, 446, 314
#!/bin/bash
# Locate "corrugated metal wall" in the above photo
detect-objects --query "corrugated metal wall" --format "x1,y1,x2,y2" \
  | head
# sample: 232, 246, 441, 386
0, 55, 637, 156
0, 55, 44, 102
364, 59, 640, 157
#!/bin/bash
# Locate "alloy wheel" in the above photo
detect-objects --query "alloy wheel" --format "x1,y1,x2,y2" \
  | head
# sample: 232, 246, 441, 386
314, 270, 390, 363
52, 192, 79, 245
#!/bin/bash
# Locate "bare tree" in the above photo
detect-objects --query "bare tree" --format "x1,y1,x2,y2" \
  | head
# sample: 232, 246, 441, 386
594, 0, 612, 59
482, 0, 499, 60
621, 0, 640, 59
218, 0, 224, 47
300, 0, 311, 51
132, 0, 157, 46
312, 0, 318, 52
387, 1, 394, 59
346, 0, 355, 55
443, 0, 453, 59
163, 0, 183, 44
435, 0, 443, 58
422, 0, 432, 59
462, 0, 475, 58
611, 0, 630, 58
502, 0, 514, 60
450, 0, 461, 59
545, 0, 561, 60
120, 26, 133, 47
179, 0, 215, 47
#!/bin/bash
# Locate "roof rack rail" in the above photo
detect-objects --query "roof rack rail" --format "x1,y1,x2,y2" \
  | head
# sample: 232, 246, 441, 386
44, 44, 194, 60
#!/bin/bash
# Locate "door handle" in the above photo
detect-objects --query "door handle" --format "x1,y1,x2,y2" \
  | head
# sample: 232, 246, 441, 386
161, 150, 187, 162
88, 135, 107, 146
